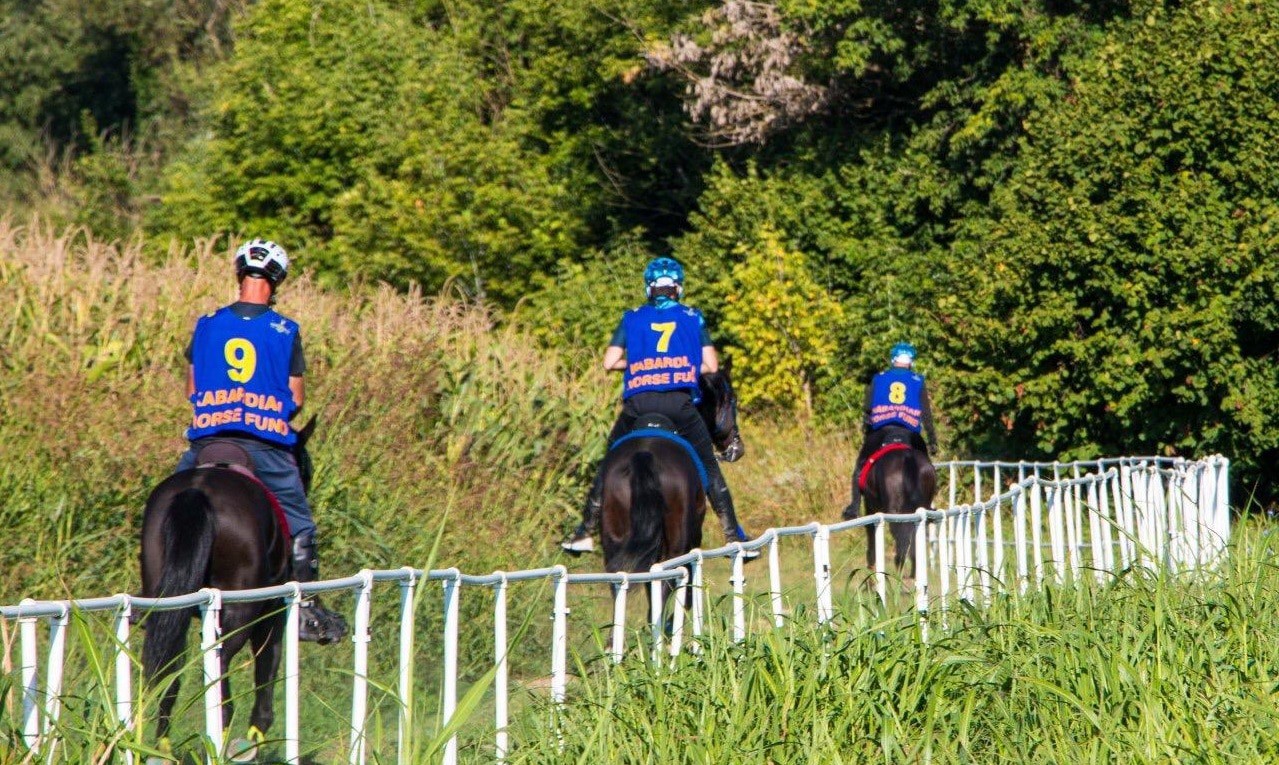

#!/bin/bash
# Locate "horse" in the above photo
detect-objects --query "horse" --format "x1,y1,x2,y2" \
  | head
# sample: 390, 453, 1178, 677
139, 418, 322, 761
600, 370, 744, 614
850, 426, 937, 584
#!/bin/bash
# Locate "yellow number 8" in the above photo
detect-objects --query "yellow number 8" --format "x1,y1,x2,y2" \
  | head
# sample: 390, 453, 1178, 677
888, 381, 907, 404
224, 338, 257, 383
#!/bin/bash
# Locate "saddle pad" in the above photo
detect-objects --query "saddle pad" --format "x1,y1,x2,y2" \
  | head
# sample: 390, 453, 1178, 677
610, 428, 709, 491
857, 443, 912, 492
195, 464, 292, 541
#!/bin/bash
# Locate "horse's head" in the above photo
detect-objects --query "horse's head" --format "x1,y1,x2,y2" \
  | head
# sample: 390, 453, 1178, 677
294, 416, 317, 495
698, 369, 744, 462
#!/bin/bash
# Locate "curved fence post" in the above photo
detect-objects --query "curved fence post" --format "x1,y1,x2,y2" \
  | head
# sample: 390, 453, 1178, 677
649, 565, 665, 664
813, 525, 833, 624
284, 583, 301, 765
550, 565, 569, 705
914, 508, 930, 641
398, 568, 419, 765
610, 574, 629, 664
690, 551, 705, 645
668, 568, 689, 660
350, 569, 375, 765
440, 569, 463, 765
873, 515, 887, 606
199, 588, 224, 761
113, 596, 134, 765
493, 572, 510, 763
730, 547, 746, 643
42, 604, 68, 761
20, 599, 38, 750
767, 531, 784, 628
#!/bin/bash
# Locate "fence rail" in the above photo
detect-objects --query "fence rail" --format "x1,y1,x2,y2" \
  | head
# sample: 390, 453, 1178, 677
1, 455, 1230, 764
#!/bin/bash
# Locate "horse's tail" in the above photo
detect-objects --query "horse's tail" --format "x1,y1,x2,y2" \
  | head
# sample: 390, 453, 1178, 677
143, 488, 214, 681
615, 451, 666, 573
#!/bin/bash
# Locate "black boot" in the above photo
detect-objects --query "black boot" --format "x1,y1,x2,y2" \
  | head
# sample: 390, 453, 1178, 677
708, 473, 758, 561
562, 476, 604, 555
292, 531, 349, 644
843, 466, 864, 521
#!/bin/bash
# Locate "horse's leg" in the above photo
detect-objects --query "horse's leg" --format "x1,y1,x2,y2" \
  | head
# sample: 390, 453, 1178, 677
892, 519, 917, 590
248, 609, 284, 737
155, 674, 180, 746
216, 606, 255, 731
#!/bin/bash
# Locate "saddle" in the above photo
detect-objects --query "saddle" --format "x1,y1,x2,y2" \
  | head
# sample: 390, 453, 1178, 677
857, 443, 913, 492
193, 439, 292, 538
609, 418, 709, 491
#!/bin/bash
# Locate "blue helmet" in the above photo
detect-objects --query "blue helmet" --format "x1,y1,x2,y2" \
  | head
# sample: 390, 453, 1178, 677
890, 342, 917, 366
644, 257, 685, 298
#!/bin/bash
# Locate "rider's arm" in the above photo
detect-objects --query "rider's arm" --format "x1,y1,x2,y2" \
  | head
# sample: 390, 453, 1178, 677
289, 376, 305, 412
920, 383, 938, 449
186, 365, 195, 398
603, 345, 626, 372
700, 345, 719, 374
861, 382, 874, 432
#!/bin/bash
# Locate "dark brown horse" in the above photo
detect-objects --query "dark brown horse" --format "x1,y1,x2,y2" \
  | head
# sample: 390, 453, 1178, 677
600, 371, 743, 609
139, 419, 323, 760
854, 426, 937, 581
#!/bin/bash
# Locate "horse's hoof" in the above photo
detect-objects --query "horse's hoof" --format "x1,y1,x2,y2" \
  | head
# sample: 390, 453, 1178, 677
227, 737, 259, 763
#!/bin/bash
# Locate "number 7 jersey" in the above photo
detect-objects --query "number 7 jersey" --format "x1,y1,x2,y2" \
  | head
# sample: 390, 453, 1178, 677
620, 304, 704, 401
187, 306, 299, 446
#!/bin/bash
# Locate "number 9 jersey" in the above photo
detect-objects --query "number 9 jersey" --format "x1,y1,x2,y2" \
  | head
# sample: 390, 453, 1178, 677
868, 367, 925, 431
187, 306, 300, 446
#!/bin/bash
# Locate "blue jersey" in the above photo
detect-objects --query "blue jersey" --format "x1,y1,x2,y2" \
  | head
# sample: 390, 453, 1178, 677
187, 306, 299, 446
868, 368, 925, 432
620, 304, 704, 401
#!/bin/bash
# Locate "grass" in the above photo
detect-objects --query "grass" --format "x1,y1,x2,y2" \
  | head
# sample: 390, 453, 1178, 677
3, 221, 1273, 762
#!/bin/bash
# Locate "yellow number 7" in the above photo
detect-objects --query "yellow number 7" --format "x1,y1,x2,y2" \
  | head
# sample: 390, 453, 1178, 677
650, 322, 676, 353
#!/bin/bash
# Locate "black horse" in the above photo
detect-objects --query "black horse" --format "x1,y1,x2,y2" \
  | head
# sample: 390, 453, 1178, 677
140, 419, 328, 760
850, 425, 937, 582
600, 371, 744, 609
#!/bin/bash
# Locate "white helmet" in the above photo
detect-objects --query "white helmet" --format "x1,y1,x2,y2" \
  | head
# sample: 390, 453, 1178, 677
234, 238, 289, 286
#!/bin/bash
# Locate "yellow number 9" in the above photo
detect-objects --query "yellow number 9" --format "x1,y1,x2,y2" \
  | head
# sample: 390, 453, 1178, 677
888, 382, 907, 404
224, 338, 257, 383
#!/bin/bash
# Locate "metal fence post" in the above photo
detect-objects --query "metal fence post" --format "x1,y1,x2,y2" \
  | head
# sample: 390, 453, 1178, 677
199, 588, 224, 762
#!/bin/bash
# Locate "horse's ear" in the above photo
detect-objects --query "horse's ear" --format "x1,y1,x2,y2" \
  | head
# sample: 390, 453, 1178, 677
721, 354, 733, 377
296, 415, 318, 446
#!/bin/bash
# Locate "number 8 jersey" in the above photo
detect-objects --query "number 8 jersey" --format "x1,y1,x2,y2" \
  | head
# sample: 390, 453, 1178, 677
188, 306, 299, 446
868, 367, 925, 431
620, 304, 704, 401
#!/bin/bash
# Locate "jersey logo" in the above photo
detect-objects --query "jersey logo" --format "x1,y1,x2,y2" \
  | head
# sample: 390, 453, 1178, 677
270, 319, 292, 336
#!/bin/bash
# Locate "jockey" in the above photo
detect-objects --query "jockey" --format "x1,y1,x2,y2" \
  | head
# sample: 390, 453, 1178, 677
562, 256, 757, 558
175, 239, 345, 642
842, 342, 939, 521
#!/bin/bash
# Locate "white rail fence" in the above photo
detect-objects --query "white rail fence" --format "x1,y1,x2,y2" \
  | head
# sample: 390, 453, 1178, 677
1, 455, 1230, 763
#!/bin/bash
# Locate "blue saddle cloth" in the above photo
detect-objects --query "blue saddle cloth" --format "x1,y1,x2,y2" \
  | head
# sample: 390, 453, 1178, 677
609, 428, 710, 491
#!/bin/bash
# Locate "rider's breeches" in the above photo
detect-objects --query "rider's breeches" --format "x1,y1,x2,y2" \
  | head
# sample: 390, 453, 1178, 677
178, 436, 316, 539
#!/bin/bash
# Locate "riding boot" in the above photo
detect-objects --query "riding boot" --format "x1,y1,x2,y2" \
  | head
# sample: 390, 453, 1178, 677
292, 531, 350, 644
843, 461, 866, 521
562, 473, 604, 555
708, 473, 759, 560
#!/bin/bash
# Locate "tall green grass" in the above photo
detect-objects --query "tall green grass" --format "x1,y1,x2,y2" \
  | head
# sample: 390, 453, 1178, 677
490, 518, 1279, 764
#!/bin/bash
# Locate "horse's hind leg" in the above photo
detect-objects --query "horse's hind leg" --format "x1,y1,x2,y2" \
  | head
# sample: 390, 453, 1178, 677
892, 520, 918, 590
248, 611, 284, 737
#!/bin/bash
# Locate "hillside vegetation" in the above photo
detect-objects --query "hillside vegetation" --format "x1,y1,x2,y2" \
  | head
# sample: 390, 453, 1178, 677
4, 0, 1279, 498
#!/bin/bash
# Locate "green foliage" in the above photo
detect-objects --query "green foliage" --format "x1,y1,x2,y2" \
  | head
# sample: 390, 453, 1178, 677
719, 229, 845, 414
935, 0, 1279, 474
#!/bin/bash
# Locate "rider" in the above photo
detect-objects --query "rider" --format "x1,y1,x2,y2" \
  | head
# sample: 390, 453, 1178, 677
561, 256, 756, 558
842, 342, 938, 521
176, 238, 346, 642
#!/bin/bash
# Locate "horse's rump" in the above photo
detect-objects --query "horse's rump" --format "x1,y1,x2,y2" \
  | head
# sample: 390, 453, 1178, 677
600, 438, 704, 575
